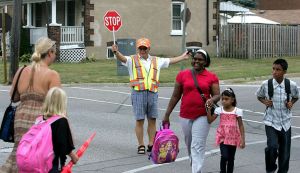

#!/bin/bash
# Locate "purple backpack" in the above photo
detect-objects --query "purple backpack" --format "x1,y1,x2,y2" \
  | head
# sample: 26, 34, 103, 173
150, 123, 179, 164
16, 115, 60, 173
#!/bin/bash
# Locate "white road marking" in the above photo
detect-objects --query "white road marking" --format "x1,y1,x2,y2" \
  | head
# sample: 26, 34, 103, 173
122, 135, 300, 173
68, 96, 179, 112
0, 147, 13, 153
222, 84, 300, 89
243, 118, 300, 129
68, 87, 171, 100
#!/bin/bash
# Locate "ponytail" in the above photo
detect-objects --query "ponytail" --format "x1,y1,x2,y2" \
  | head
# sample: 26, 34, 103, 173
29, 37, 56, 88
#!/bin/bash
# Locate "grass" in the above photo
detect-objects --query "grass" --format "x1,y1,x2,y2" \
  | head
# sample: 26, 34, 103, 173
1, 56, 300, 84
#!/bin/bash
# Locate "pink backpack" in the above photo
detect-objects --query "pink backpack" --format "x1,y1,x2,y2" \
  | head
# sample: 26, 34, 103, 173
150, 123, 179, 164
16, 115, 60, 173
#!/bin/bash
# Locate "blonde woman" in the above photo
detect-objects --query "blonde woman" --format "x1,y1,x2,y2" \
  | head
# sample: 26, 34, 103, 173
42, 87, 78, 172
1, 37, 61, 173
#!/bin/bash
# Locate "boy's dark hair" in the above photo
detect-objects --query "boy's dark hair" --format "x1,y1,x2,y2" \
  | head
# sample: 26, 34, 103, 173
273, 58, 288, 71
221, 88, 237, 107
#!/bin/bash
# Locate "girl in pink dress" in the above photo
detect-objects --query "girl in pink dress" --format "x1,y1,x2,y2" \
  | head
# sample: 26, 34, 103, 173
207, 88, 245, 173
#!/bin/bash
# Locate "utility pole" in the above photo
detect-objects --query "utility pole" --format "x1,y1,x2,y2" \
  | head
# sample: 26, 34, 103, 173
2, 8, 7, 84
9, 0, 22, 83
180, 1, 187, 70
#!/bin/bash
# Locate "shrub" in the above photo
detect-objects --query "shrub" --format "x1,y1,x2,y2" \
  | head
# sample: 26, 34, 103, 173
19, 53, 32, 63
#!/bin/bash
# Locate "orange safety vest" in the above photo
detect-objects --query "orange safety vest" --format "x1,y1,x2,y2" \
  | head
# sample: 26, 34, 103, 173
130, 55, 160, 92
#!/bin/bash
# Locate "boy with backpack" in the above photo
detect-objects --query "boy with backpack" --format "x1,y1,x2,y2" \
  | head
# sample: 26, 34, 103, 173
256, 59, 299, 173
16, 87, 78, 173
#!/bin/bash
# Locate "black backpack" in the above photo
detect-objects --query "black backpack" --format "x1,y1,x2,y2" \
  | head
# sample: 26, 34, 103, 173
268, 78, 291, 101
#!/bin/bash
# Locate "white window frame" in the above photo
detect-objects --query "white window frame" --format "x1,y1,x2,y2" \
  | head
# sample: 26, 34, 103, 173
106, 46, 115, 59
171, 1, 184, 36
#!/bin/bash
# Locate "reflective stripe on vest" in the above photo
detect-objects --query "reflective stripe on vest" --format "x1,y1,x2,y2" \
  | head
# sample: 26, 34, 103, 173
130, 55, 159, 92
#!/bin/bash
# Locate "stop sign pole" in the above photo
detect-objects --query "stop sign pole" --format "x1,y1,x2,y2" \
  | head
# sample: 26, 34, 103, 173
103, 10, 122, 45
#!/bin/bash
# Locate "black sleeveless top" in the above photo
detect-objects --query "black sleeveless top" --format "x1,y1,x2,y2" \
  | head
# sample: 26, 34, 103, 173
49, 117, 75, 171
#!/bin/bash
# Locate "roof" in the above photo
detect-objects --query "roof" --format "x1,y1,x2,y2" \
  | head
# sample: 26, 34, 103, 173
227, 13, 280, 24
220, 1, 250, 12
252, 10, 300, 25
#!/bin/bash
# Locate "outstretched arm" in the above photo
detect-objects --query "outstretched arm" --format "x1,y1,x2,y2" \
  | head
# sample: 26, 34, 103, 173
169, 51, 190, 65
112, 44, 127, 63
163, 82, 183, 123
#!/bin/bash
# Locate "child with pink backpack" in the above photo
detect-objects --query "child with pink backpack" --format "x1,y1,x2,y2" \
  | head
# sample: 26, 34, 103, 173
16, 87, 79, 173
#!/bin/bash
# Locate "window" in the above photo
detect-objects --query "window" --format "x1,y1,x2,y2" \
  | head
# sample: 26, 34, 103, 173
67, 0, 75, 26
35, 3, 43, 27
171, 1, 184, 35
106, 47, 115, 59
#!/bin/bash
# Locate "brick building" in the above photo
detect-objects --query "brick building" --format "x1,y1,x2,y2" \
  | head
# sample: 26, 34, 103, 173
0, 0, 219, 59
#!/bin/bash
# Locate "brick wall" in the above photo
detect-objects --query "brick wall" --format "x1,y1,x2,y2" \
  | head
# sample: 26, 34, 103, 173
83, 0, 94, 46
48, 26, 61, 61
259, 0, 300, 10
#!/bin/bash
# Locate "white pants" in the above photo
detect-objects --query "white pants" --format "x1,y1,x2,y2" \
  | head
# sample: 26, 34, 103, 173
180, 116, 210, 173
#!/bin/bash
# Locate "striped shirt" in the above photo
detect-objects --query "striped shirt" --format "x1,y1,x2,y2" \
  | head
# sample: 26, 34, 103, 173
256, 78, 299, 131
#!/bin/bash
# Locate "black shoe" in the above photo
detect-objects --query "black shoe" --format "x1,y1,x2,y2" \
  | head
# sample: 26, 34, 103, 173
147, 145, 153, 152
137, 145, 146, 154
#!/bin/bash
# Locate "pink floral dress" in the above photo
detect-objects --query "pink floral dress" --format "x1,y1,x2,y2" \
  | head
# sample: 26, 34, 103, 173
215, 107, 242, 147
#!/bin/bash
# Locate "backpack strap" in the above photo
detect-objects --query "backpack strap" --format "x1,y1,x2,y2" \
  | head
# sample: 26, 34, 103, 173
268, 78, 291, 101
35, 115, 61, 125
268, 79, 273, 100
285, 78, 291, 102
11, 65, 27, 103
45, 116, 61, 125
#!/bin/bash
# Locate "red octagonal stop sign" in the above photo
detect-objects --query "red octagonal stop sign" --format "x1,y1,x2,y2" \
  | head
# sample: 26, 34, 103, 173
103, 10, 122, 32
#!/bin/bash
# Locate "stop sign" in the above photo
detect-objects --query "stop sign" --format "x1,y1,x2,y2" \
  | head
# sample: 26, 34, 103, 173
103, 10, 122, 32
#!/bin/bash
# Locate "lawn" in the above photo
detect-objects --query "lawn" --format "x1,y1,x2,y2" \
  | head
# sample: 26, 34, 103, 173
1, 56, 300, 84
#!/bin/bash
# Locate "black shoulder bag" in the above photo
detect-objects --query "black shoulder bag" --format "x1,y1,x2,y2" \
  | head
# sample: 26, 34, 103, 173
0, 66, 26, 142
191, 69, 219, 113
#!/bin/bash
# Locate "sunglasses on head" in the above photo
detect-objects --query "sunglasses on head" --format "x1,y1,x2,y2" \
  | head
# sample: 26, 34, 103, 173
138, 47, 148, 51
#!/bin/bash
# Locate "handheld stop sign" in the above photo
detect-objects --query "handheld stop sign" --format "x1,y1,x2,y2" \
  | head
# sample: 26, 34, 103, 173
103, 10, 122, 44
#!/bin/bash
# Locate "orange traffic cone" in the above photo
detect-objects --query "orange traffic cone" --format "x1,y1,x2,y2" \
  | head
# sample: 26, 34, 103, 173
61, 132, 96, 173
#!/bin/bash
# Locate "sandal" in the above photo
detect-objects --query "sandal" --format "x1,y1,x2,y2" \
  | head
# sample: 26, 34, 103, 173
137, 145, 146, 154
147, 145, 153, 152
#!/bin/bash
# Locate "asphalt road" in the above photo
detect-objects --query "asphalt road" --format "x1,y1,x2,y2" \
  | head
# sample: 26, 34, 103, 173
0, 84, 300, 173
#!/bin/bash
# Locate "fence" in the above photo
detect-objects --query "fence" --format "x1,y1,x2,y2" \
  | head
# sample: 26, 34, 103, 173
61, 26, 84, 45
220, 24, 300, 59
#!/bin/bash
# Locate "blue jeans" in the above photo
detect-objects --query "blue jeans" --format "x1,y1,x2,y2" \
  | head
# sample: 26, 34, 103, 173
265, 125, 291, 173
